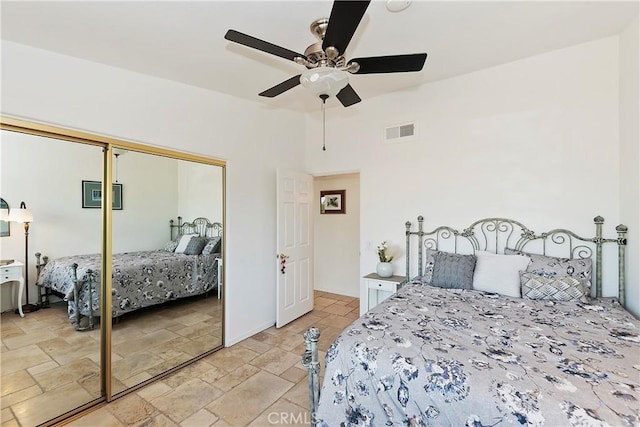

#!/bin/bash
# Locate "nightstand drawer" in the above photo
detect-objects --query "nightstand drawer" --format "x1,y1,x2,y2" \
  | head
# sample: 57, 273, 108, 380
1, 268, 20, 283
367, 280, 397, 293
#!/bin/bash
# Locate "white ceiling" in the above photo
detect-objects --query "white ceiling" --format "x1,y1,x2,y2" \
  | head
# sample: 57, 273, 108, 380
1, 1, 638, 113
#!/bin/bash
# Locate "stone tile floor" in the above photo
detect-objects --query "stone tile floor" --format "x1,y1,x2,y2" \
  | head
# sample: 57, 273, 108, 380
1, 291, 358, 426
2, 294, 222, 427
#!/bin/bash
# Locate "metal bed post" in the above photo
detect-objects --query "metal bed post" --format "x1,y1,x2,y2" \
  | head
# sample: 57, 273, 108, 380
35, 252, 50, 307
417, 216, 424, 277
70, 263, 94, 331
616, 224, 628, 306
405, 221, 412, 283
594, 216, 604, 298
302, 327, 320, 424
86, 270, 94, 330
405, 216, 426, 282
71, 263, 81, 330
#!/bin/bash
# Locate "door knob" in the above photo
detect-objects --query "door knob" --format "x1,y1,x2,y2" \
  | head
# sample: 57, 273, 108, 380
277, 253, 289, 274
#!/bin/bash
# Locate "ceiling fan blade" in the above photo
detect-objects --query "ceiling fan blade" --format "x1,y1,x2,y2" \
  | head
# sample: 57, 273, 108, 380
225, 29, 306, 62
259, 75, 302, 98
349, 53, 428, 74
336, 84, 361, 107
322, 0, 371, 55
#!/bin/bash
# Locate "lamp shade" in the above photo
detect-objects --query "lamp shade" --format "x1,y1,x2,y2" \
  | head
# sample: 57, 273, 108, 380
300, 67, 349, 97
8, 206, 33, 223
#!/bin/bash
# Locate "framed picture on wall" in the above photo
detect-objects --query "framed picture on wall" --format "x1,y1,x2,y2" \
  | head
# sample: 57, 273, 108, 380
320, 189, 346, 214
82, 180, 123, 210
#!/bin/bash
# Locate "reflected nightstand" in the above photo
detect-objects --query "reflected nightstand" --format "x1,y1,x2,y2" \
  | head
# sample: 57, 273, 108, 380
1, 261, 25, 317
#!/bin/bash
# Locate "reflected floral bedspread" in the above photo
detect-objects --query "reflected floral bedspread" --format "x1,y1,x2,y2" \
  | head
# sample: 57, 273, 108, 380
317, 281, 640, 426
37, 250, 219, 322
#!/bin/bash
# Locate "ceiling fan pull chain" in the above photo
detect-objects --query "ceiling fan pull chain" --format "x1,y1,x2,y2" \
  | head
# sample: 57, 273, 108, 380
320, 94, 329, 151
322, 99, 326, 151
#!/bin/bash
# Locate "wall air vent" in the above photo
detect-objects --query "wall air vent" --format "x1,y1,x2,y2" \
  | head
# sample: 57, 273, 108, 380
384, 122, 415, 142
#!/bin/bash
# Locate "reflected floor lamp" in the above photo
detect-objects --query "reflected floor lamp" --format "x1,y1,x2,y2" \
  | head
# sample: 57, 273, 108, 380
9, 202, 40, 313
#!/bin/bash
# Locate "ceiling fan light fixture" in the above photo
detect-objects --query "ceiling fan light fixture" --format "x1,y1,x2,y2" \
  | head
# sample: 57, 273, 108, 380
300, 67, 349, 97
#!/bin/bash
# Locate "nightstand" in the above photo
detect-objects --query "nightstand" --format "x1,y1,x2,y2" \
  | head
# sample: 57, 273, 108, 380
1, 261, 25, 317
360, 273, 405, 315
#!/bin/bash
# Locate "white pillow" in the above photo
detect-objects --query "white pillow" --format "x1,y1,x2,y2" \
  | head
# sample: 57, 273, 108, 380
174, 234, 198, 253
472, 251, 531, 297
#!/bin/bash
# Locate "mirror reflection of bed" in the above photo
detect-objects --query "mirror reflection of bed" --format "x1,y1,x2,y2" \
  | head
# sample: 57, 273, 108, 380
0, 129, 225, 424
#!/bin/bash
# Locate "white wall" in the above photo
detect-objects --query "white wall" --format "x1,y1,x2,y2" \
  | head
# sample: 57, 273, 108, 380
313, 173, 360, 297
619, 17, 640, 317
306, 37, 626, 299
177, 160, 223, 226
111, 150, 179, 252
1, 41, 306, 344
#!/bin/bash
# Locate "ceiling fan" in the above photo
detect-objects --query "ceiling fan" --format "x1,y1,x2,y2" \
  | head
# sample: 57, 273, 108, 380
224, 0, 428, 108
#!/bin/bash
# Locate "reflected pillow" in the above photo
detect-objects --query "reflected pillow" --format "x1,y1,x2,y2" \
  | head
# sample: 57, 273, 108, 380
520, 272, 588, 303
472, 251, 531, 297
202, 237, 222, 256
184, 236, 207, 255
163, 240, 179, 252
175, 234, 198, 253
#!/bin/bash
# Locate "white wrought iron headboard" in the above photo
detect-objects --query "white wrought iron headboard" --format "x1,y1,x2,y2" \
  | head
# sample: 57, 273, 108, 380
405, 215, 628, 306
170, 216, 222, 240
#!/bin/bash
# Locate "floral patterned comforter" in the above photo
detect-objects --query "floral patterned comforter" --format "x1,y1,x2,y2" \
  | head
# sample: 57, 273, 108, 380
317, 281, 640, 426
36, 250, 219, 322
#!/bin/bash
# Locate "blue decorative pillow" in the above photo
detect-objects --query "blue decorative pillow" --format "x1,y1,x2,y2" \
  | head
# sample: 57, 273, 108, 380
431, 252, 477, 289
183, 236, 207, 255
202, 237, 222, 255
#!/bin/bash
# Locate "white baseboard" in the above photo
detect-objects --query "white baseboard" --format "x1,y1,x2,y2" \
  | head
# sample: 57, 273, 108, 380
314, 285, 359, 299
225, 320, 275, 347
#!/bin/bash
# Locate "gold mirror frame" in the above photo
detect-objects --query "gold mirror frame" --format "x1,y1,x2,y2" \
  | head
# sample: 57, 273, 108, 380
0, 116, 226, 425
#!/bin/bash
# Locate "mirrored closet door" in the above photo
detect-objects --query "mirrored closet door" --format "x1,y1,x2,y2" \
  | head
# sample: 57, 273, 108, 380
0, 119, 226, 425
110, 151, 225, 395
0, 129, 104, 425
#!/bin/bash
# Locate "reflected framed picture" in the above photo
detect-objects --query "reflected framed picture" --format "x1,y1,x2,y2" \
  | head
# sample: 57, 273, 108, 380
82, 180, 123, 210
0, 198, 9, 237
320, 189, 346, 214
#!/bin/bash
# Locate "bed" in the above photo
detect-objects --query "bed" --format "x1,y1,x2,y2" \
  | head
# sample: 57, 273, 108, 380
302, 216, 638, 426
35, 217, 222, 331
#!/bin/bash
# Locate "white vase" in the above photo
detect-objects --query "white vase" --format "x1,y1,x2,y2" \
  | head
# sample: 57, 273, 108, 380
376, 262, 393, 278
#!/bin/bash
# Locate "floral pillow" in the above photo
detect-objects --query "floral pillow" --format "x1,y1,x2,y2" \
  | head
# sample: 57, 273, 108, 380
162, 240, 179, 252
505, 248, 592, 293
419, 249, 438, 284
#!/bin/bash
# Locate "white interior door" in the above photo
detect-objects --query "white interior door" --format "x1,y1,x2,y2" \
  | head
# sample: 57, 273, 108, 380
276, 169, 314, 327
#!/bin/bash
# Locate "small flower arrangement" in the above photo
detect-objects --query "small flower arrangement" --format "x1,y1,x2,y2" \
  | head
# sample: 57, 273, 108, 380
377, 241, 394, 263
